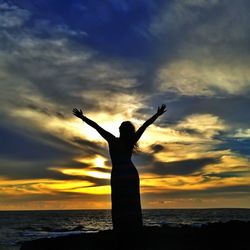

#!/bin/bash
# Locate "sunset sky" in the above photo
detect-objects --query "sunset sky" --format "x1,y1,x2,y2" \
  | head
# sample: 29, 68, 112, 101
0, 0, 250, 210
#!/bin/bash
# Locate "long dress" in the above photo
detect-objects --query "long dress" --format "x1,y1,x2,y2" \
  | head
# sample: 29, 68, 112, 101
108, 137, 143, 232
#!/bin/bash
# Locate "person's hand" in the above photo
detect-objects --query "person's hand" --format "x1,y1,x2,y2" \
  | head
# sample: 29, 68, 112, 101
72, 108, 84, 119
156, 104, 167, 116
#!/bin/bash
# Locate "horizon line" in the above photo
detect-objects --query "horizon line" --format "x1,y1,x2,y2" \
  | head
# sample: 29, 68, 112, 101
0, 207, 249, 212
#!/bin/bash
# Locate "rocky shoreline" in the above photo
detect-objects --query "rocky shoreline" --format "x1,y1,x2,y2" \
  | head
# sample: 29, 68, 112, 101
20, 220, 249, 250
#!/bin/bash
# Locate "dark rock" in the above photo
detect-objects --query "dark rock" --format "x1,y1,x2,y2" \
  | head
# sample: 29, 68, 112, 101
20, 221, 250, 250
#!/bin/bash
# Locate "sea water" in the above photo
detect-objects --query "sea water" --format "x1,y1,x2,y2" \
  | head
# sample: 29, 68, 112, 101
0, 209, 249, 250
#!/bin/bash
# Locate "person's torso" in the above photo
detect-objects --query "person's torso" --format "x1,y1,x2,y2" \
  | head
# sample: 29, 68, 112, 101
108, 138, 133, 166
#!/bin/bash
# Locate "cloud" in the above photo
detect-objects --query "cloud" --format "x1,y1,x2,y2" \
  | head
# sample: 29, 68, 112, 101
151, 157, 220, 176
0, 12, 142, 114
0, 1, 144, 184
0, 124, 73, 161
163, 95, 250, 127
158, 59, 250, 96
150, 144, 165, 153
0, 1, 250, 209
234, 129, 250, 138
0, 2, 30, 28
150, 0, 250, 96
205, 171, 250, 178
176, 113, 228, 138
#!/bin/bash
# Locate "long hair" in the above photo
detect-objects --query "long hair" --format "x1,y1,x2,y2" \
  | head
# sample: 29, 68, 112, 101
119, 121, 138, 152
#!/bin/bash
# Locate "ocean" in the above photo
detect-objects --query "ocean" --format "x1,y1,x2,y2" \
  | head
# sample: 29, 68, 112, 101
0, 209, 249, 250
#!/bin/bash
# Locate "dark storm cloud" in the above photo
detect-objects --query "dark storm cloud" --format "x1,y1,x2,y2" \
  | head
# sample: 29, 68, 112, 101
72, 137, 107, 155
0, 160, 65, 180
26, 103, 65, 119
164, 95, 250, 127
58, 160, 90, 169
150, 144, 164, 154
0, 157, 109, 187
135, 145, 222, 176
151, 157, 221, 176
0, 125, 107, 183
0, 107, 107, 161
0, 124, 71, 161
204, 171, 250, 178
133, 150, 156, 168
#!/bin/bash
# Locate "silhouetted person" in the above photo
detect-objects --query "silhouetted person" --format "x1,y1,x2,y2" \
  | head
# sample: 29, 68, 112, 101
73, 105, 167, 233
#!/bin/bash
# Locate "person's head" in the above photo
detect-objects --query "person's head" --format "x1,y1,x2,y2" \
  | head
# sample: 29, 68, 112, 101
119, 121, 138, 152
119, 121, 136, 138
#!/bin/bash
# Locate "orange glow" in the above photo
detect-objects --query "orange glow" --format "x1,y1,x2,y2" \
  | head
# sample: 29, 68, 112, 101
49, 155, 111, 180
1, 108, 250, 210
75, 155, 110, 169
67, 185, 111, 195
53, 168, 110, 179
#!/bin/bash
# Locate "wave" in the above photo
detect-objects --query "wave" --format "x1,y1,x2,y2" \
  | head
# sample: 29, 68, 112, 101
15, 225, 86, 233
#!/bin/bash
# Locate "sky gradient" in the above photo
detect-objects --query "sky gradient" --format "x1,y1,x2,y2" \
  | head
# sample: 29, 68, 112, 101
0, 0, 250, 210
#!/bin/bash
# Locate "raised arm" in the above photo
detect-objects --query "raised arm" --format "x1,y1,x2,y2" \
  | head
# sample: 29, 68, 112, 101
134, 104, 167, 142
72, 108, 115, 142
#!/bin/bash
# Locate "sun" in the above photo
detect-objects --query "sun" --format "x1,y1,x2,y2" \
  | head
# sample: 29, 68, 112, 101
95, 157, 105, 168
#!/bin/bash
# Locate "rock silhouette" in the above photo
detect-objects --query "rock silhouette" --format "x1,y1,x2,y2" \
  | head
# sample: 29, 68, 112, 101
20, 221, 250, 250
